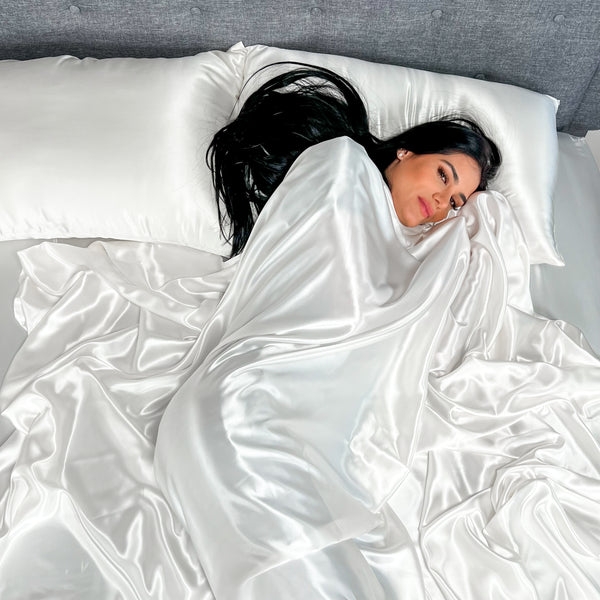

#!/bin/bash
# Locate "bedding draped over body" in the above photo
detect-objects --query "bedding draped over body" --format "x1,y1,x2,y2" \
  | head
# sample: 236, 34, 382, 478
0, 137, 599, 599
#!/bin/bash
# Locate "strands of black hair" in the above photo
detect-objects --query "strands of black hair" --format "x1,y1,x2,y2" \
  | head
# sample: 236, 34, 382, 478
370, 118, 501, 189
207, 63, 501, 257
207, 63, 376, 256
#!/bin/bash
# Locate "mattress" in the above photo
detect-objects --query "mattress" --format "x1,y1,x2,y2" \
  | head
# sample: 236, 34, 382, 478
2, 133, 598, 387
1, 134, 600, 599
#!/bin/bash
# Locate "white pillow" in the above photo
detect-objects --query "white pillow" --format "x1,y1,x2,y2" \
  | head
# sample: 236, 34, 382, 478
238, 44, 562, 265
0, 44, 246, 255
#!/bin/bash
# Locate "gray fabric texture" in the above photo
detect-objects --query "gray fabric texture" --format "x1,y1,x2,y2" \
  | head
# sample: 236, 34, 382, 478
0, 0, 598, 133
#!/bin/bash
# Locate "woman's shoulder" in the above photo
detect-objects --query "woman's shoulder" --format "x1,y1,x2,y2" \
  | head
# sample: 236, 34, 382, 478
309, 135, 369, 156
276, 136, 387, 219
295, 136, 376, 172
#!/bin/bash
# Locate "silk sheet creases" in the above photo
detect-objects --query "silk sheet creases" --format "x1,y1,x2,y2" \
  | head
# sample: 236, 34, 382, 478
1, 137, 599, 599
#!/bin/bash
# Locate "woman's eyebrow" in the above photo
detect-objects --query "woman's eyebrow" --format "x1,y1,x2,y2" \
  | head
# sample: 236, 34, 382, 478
442, 159, 467, 205
441, 159, 458, 183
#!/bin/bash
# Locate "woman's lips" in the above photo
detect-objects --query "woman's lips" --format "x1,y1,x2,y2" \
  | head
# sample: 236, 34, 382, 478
419, 197, 432, 218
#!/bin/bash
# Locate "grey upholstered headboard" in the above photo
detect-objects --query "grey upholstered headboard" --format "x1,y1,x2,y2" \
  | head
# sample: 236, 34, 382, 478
0, 0, 598, 135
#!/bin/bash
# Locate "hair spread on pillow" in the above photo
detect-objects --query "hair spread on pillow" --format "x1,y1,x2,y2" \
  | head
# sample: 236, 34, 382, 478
207, 62, 501, 256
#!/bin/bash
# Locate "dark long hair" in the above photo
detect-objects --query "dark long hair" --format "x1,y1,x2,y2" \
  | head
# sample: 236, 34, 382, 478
207, 63, 501, 257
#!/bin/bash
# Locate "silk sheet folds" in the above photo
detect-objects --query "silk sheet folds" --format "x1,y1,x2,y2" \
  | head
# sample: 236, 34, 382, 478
0, 137, 599, 598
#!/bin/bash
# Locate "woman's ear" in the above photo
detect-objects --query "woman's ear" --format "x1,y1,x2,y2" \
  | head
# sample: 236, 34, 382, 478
397, 149, 414, 160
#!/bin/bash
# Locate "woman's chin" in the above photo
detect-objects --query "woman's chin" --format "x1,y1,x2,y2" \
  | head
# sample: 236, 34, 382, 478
396, 213, 425, 228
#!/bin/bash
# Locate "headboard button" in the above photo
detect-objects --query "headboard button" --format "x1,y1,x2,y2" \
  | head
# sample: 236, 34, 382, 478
310, 7, 323, 16
69, 5, 81, 14
431, 9, 443, 19
190, 7, 201, 15
553, 14, 565, 23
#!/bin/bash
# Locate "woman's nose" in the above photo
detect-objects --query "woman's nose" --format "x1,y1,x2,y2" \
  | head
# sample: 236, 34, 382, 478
433, 191, 450, 207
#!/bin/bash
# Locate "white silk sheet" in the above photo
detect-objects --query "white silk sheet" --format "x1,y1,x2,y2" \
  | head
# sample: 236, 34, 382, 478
1, 137, 599, 599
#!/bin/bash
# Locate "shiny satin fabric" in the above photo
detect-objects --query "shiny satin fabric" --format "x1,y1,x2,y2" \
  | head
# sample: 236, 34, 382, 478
0, 137, 598, 599
154, 138, 600, 599
0, 48, 246, 255
0, 241, 233, 599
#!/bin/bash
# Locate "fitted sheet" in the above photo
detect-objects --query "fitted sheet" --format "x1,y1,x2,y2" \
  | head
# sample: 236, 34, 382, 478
1, 137, 599, 599
0, 143, 597, 388
530, 133, 600, 355
1, 134, 598, 385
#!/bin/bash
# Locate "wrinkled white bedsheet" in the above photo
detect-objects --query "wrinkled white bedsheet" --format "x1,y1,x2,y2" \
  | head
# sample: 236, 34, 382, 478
1, 138, 599, 599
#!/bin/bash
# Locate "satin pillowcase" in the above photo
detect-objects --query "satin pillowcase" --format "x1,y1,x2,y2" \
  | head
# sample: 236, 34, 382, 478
0, 43, 562, 264
0, 46, 245, 255
239, 44, 562, 265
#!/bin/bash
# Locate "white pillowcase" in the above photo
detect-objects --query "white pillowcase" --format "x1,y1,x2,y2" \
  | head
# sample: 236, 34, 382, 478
0, 45, 246, 255
0, 42, 562, 264
238, 44, 562, 265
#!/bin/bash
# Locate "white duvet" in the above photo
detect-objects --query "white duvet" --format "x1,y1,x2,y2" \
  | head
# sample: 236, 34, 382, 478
1, 138, 599, 599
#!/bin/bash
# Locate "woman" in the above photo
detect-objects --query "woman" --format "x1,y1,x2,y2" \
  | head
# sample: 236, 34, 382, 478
207, 64, 501, 256
157, 65, 506, 600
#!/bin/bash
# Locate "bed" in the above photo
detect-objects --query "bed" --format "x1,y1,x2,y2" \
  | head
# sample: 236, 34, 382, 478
1, 2, 600, 599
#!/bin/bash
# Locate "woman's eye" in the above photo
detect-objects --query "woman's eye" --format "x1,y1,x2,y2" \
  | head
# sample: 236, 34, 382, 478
438, 167, 447, 183
450, 198, 457, 210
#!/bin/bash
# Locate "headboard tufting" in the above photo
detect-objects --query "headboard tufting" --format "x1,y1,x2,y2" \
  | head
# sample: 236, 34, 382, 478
0, 0, 598, 134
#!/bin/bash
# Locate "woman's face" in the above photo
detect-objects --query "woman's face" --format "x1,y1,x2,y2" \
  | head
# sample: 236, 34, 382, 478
384, 151, 482, 227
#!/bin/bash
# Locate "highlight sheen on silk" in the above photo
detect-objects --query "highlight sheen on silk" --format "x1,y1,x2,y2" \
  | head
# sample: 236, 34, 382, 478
1, 138, 599, 599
